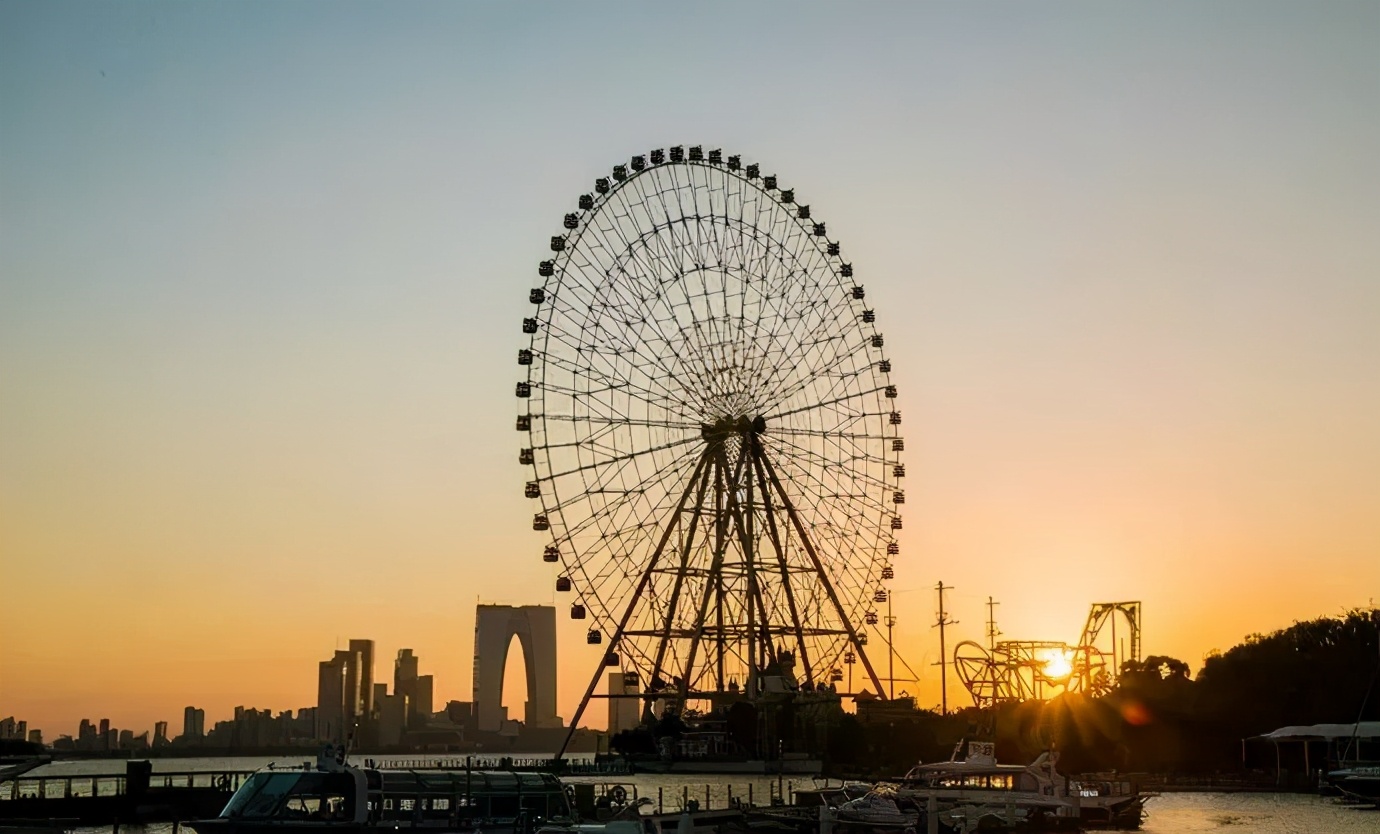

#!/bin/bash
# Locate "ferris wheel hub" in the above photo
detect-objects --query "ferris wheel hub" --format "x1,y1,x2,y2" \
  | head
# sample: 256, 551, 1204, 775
700, 414, 768, 442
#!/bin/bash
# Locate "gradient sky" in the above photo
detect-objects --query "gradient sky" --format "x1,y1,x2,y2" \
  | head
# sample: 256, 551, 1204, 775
2, 2, 1377, 739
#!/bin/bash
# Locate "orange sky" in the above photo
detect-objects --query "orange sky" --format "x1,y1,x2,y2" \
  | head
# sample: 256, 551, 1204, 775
3, 3, 1377, 739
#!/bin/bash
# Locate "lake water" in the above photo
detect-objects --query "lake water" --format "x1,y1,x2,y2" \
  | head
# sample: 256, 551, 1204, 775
22, 756, 1380, 833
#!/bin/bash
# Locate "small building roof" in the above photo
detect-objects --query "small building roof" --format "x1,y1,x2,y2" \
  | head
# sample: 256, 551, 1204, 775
1256, 722, 1380, 741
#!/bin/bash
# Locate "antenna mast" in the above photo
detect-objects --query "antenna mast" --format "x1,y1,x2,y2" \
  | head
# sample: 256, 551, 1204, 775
933, 581, 957, 714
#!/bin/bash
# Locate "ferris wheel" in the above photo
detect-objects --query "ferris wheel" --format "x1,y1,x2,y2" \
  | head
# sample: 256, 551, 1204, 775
515, 146, 904, 737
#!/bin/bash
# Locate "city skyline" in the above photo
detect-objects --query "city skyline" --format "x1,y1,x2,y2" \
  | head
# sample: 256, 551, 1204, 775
3, 2, 1377, 736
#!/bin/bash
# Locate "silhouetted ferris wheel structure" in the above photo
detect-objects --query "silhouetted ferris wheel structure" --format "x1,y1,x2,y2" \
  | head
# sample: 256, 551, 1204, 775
515, 146, 904, 749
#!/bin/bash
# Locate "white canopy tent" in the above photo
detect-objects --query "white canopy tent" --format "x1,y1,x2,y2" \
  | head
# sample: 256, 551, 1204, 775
1250, 722, 1380, 781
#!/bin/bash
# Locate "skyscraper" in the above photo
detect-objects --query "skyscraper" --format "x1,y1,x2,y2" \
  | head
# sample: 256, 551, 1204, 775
317, 651, 348, 742
347, 639, 375, 729
395, 649, 434, 728
182, 706, 205, 739
317, 640, 375, 743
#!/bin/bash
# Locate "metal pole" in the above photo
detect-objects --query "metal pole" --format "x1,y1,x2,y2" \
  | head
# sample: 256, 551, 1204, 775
887, 593, 895, 700
986, 597, 999, 651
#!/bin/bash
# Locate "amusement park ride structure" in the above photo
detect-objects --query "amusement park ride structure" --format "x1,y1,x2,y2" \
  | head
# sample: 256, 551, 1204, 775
953, 601, 1143, 709
514, 147, 905, 755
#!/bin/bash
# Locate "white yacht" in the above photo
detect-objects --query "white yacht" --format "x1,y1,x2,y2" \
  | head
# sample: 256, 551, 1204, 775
896, 741, 1149, 830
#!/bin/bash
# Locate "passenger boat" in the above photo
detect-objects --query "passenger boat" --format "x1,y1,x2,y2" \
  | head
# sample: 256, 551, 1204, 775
894, 741, 1149, 830
187, 747, 573, 834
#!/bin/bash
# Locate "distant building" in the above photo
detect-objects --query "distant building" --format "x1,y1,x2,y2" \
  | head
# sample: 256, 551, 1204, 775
317, 639, 375, 743
154, 721, 169, 747
348, 639, 375, 731
317, 652, 348, 742
444, 700, 476, 737
473, 605, 561, 732
375, 685, 406, 748
27, 729, 42, 746
395, 649, 435, 729
606, 672, 640, 736
183, 706, 205, 739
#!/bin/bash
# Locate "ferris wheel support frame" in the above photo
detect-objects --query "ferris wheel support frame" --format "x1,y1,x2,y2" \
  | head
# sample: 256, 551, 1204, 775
557, 452, 711, 758
555, 419, 888, 759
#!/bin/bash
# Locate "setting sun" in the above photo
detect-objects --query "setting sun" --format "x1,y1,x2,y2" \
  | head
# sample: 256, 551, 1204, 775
1039, 649, 1074, 681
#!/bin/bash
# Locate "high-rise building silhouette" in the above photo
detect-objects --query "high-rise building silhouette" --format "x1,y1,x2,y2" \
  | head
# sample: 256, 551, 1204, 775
347, 639, 375, 730
182, 706, 205, 739
606, 672, 639, 736
316, 639, 375, 742
317, 650, 348, 742
394, 649, 435, 728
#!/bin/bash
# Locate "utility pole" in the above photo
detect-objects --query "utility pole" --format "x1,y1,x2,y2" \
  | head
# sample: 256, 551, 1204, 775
985, 596, 1000, 650
932, 581, 957, 715
886, 593, 897, 699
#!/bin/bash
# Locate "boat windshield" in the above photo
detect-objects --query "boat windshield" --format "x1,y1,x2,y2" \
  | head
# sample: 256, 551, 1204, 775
222, 772, 354, 820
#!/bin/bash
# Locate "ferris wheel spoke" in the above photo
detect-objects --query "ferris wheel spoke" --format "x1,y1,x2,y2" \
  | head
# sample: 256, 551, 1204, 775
767, 427, 894, 441
765, 383, 891, 422
762, 328, 872, 410
551, 214, 718, 405
540, 296, 704, 415
762, 434, 893, 499
552, 450, 700, 542
540, 414, 701, 431
560, 228, 715, 400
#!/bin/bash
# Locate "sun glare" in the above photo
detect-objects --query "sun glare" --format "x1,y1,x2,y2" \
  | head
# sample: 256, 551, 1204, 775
1040, 649, 1074, 680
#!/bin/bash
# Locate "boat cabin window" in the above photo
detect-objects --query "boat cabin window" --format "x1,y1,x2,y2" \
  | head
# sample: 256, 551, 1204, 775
934, 773, 1014, 789
365, 770, 570, 825
223, 772, 354, 820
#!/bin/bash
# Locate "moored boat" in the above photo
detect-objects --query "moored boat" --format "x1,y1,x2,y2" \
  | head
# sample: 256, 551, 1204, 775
1333, 766, 1380, 805
894, 741, 1150, 830
187, 747, 572, 834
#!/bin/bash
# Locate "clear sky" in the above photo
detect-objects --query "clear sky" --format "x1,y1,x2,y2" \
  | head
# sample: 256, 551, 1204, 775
2, 2, 1377, 738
